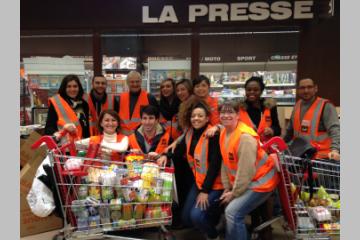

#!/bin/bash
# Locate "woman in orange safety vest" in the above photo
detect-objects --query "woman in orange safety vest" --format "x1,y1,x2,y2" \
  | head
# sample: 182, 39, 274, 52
45, 74, 90, 142
173, 97, 223, 240
159, 78, 182, 142
218, 100, 279, 240
76, 109, 129, 165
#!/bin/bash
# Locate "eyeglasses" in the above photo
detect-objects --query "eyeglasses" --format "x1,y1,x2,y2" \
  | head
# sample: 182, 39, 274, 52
298, 85, 315, 90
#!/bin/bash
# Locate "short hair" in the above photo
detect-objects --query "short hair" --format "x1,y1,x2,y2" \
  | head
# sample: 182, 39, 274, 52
92, 74, 106, 83
140, 105, 160, 119
298, 78, 316, 86
58, 74, 84, 100
245, 76, 265, 92
126, 70, 141, 82
193, 75, 210, 87
97, 109, 121, 134
176, 78, 193, 95
178, 95, 210, 129
218, 99, 241, 114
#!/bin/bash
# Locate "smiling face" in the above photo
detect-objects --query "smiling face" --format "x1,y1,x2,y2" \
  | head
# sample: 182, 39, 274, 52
190, 107, 209, 129
245, 81, 262, 102
193, 80, 210, 98
176, 83, 190, 102
160, 80, 174, 98
92, 76, 107, 95
100, 113, 119, 135
219, 106, 239, 129
65, 80, 80, 99
141, 113, 158, 134
128, 75, 142, 93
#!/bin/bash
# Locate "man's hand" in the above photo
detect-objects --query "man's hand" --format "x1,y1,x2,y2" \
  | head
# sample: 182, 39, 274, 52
165, 140, 178, 153
147, 152, 159, 160
63, 123, 77, 133
328, 150, 340, 161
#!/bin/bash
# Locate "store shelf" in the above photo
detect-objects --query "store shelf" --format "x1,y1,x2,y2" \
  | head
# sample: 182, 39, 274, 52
267, 83, 296, 87
222, 81, 245, 86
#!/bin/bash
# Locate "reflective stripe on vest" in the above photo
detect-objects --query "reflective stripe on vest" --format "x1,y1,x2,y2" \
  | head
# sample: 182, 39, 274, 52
220, 122, 278, 192
293, 97, 331, 154
118, 90, 149, 135
185, 126, 223, 190
49, 95, 82, 140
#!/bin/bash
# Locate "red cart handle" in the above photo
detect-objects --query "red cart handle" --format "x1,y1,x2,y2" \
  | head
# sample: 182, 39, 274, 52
262, 136, 288, 153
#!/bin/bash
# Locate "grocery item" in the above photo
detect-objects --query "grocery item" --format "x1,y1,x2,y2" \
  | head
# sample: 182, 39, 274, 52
88, 206, 99, 216
101, 186, 114, 201
99, 204, 111, 230
88, 185, 101, 200
141, 162, 160, 188
122, 203, 133, 220
110, 198, 122, 211
309, 206, 332, 222
134, 204, 146, 220
122, 188, 137, 202
88, 215, 100, 229
111, 210, 122, 222
160, 169, 173, 202
138, 188, 150, 202
76, 217, 89, 231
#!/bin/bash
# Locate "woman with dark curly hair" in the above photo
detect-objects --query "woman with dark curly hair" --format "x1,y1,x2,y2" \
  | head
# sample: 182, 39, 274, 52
173, 96, 223, 240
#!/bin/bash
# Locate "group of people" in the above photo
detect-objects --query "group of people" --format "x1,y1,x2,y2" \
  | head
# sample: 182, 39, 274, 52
44, 71, 340, 240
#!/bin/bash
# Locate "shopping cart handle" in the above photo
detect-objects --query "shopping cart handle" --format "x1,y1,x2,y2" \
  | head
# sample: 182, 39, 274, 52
262, 137, 288, 153
31, 135, 58, 150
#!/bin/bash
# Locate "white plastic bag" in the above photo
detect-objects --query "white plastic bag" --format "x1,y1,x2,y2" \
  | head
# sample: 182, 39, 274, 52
26, 155, 56, 217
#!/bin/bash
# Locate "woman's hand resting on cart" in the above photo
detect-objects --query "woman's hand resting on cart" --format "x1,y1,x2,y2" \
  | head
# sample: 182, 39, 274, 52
328, 150, 340, 161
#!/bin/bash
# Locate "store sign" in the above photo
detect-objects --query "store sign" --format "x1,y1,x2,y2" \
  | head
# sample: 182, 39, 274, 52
143, 1, 314, 23
236, 56, 257, 62
270, 54, 298, 61
200, 56, 222, 63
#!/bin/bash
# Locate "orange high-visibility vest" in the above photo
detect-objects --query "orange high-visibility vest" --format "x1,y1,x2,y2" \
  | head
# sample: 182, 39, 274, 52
185, 125, 223, 191
239, 108, 272, 143
128, 130, 170, 154
292, 97, 332, 159
118, 90, 149, 136
206, 96, 220, 125
48, 94, 82, 140
89, 134, 126, 164
159, 114, 181, 141
219, 122, 279, 193
83, 93, 114, 136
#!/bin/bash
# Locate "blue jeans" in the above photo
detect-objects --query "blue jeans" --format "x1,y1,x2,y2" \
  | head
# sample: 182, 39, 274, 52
181, 184, 223, 239
225, 189, 273, 240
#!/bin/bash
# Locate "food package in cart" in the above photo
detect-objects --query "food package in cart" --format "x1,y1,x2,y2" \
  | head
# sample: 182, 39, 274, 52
141, 162, 160, 189
309, 206, 332, 222
125, 154, 144, 178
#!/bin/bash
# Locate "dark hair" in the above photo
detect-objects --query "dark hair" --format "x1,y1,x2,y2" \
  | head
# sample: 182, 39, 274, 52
193, 75, 210, 87
178, 95, 210, 129
97, 109, 121, 134
160, 78, 176, 99
140, 105, 160, 119
92, 74, 106, 83
58, 74, 84, 100
298, 78, 316, 86
176, 78, 193, 94
244, 76, 265, 92
218, 99, 241, 114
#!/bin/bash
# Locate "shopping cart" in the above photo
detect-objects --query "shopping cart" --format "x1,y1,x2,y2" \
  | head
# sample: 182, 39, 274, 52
32, 132, 176, 240
261, 137, 340, 240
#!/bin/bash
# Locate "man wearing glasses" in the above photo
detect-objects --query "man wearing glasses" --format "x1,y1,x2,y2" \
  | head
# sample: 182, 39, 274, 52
284, 78, 340, 160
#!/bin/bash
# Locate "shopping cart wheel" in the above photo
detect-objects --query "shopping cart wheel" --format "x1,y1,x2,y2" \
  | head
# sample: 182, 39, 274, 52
52, 233, 65, 240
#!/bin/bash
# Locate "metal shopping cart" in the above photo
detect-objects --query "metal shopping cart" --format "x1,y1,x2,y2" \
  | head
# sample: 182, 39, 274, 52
32, 132, 176, 240
261, 137, 340, 240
